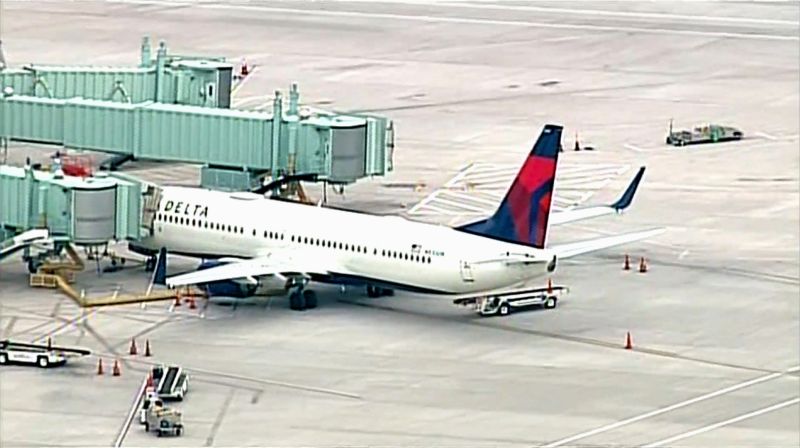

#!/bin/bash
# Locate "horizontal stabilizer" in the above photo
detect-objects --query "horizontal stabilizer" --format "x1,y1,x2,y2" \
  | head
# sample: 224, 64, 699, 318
549, 228, 665, 259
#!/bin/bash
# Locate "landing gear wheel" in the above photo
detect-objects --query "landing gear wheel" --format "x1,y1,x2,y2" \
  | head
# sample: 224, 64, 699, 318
27, 259, 41, 274
544, 296, 558, 309
498, 303, 510, 316
144, 422, 150, 432
303, 290, 318, 309
289, 291, 306, 311
366, 285, 380, 298
145, 257, 156, 272
37, 356, 49, 368
0, 353, 7, 365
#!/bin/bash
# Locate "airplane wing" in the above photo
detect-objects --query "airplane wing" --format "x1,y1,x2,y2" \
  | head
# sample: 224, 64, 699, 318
548, 228, 665, 259
549, 166, 646, 226
164, 251, 332, 288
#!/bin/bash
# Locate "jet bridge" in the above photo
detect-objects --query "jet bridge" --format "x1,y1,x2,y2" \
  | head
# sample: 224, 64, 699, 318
0, 37, 396, 190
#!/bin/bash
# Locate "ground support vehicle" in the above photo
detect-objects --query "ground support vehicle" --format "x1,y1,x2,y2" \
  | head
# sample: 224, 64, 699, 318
0, 339, 91, 368
152, 364, 189, 401
143, 397, 184, 437
453, 285, 568, 316
666, 124, 743, 146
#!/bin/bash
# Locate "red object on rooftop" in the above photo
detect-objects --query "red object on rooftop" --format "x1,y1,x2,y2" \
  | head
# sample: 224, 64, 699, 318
60, 154, 93, 177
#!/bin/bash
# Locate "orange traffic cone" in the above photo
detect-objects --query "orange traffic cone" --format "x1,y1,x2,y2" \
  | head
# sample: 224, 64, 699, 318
639, 257, 648, 273
146, 372, 154, 388
174, 292, 182, 307
97, 358, 104, 375
144, 339, 152, 357
574, 132, 581, 151
112, 359, 121, 376
240, 59, 249, 77
189, 297, 197, 309
129, 338, 138, 356
623, 254, 631, 271
547, 278, 553, 294
625, 332, 633, 350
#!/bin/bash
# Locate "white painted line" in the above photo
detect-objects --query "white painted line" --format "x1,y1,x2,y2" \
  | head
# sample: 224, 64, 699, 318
232, 95, 268, 108
624, 143, 646, 152
678, 249, 690, 260
230, 67, 258, 98
442, 163, 474, 188
754, 131, 778, 141
113, 374, 149, 447
641, 397, 800, 447
107, 0, 799, 41
540, 370, 790, 447
426, 195, 488, 213
441, 190, 499, 207
342, 0, 799, 27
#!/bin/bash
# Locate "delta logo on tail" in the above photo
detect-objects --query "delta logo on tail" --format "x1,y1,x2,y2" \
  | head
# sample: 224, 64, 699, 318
457, 124, 561, 249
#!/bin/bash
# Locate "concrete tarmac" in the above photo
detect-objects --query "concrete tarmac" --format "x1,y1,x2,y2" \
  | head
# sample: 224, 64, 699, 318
1, 1, 798, 446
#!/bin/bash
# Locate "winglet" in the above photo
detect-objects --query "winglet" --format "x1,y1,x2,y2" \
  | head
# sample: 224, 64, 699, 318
612, 167, 646, 211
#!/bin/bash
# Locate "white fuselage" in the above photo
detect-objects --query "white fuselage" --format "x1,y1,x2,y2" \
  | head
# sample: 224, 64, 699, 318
137, 187, 551, 295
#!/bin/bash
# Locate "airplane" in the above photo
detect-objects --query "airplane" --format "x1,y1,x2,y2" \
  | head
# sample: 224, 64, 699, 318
130, 124, 663, 311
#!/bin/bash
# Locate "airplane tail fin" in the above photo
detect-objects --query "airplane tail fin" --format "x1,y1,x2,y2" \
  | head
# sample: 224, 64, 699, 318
456, 124, 562, 249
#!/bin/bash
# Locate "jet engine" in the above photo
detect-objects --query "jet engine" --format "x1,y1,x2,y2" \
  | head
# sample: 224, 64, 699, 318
196, 261, 258, 298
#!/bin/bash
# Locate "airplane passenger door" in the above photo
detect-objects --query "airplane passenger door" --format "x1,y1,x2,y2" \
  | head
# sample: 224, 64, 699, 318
460, 261, 474, 282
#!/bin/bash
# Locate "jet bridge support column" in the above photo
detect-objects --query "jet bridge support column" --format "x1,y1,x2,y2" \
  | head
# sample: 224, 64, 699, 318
270, 90, 282, 177
154, 41, 167, 103
140, 36, 152, 67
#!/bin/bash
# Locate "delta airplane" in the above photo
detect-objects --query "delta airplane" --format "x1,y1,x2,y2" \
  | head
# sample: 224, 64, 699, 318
131, 124, 663, 310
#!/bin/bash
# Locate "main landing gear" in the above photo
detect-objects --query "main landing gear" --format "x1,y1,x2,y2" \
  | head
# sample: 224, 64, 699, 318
289, 289, 318, 311
286, 277, 317, 311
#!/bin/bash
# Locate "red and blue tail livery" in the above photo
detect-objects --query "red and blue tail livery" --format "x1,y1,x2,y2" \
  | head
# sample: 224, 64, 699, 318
457, 124, 562, 249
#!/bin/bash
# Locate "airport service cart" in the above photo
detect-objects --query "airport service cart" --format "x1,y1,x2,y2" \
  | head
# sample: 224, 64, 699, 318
453, 285, 569, 317
0, 339, 91, 368
143, 398, 184, 437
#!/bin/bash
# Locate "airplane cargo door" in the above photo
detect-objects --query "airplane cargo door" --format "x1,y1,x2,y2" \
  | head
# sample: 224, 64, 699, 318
460, 261, 474, 282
